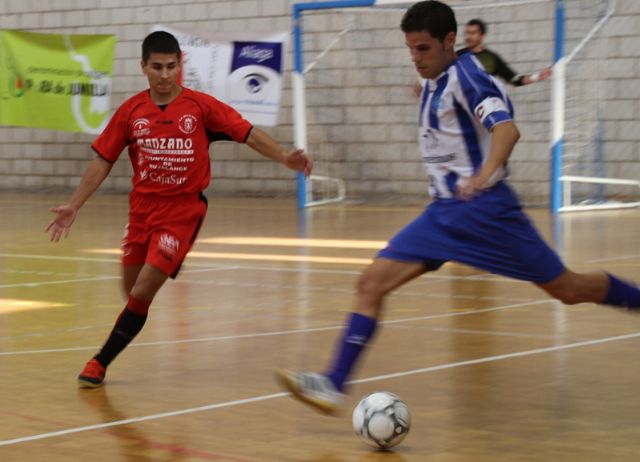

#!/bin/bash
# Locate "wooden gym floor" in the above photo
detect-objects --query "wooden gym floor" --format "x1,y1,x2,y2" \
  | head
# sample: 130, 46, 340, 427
0, 193, 639, 461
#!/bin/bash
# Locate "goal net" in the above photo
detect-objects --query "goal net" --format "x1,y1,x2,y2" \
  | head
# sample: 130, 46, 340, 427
292, 0, 632, 211
553, 0, 639, 211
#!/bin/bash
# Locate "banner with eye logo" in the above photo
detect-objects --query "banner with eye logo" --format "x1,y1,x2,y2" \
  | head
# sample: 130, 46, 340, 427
153, 25, 288, 127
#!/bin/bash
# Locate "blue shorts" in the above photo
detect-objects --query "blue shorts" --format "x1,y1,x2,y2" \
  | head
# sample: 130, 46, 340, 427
377, 182, 565, 283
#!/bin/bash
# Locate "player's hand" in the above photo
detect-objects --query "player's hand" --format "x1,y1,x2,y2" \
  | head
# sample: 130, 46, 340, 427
412, 82, 423, 98
456, 175, 488, 201
46, 205, 78, 242
284, 149, 313, 177
540, 66, 552, 81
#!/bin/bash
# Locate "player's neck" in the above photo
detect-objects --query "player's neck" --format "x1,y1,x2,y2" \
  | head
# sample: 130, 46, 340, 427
471, 44, 485, 53
149, 86, 183, 106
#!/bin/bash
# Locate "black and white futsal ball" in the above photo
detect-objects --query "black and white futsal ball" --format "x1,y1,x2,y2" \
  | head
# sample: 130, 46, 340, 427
352, 392, 411, 449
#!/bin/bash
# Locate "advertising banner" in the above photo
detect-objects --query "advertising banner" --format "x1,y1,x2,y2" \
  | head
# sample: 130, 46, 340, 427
0, 30, 116, 134
154, 25, 288, 127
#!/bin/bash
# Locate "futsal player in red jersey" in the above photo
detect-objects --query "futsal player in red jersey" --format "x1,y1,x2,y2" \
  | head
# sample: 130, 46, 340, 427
46, 31, 312, 388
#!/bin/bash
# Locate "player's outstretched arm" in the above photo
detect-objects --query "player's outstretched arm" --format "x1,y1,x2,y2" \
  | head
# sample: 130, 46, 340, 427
246, 127, 312, 177
457, 121, 520, 200
522, 66, 552, 85
46, 156, 113, 242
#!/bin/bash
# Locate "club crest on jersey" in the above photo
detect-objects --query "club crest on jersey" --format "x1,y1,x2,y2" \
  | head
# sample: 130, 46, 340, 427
132, 118, 151, 137
433, 97, 443, 112
178, 114, 197, 134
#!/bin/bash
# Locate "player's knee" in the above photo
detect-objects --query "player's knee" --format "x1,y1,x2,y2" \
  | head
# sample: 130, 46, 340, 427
122, 280, 135, 297
130, 280, 162, 301
356, 274, 388, 299
547, 285, 582, 305
129, 266, 169, 300
539, 271, 589, 305
556, 291, 582, 305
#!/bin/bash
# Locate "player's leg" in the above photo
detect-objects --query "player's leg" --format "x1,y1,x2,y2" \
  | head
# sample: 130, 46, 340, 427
420, 182, 638, 309
458, 188, 640, 308
78, 217, 150, 388
536, 269, 640, 308
276, 258, 428, 415
325, 257, 427, 391
461, 182, 640, 308
94, 263, 167, 367
79, 197, 206, 388
122, 264, 144, 296
78, 265, 168, 388
79, 209, 153, 388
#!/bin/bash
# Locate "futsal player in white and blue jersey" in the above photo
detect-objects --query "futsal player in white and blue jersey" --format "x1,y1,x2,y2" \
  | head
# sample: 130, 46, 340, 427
276, 0, 640, 415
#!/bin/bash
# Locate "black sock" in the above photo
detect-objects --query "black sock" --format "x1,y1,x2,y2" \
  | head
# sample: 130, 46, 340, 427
94, 308, 147, 367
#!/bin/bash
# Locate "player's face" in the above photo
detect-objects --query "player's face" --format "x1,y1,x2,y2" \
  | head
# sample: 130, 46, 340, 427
141, 52, 181, 98
405, 30, 456, 80
464, 25, 484, 49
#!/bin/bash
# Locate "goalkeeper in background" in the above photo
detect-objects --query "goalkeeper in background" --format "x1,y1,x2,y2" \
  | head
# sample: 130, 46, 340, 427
414, 17, 551, 96
458, 18, 551, 86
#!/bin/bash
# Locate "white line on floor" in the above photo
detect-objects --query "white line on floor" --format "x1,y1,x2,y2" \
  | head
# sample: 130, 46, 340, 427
585, 254, 640, 263
0, 300, 551, 356
1, 327, 639, 447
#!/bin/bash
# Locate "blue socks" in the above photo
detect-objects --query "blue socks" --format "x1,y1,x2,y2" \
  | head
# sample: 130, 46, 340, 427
321, 275, 638, 392
326, 312, 377, 392
603, 274, 640, 309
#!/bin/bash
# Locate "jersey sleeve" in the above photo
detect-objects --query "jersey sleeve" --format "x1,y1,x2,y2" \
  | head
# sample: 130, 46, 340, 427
456, 57, 513, 131
197, 93, 253, 143
492, 51, 524, 86
91, 102, 131, 162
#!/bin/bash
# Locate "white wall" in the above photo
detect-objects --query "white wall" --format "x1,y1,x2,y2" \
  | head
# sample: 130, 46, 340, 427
0, 0, 638, 206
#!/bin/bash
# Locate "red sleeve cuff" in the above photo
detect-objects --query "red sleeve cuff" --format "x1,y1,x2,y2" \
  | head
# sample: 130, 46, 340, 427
91, 145, 116, 163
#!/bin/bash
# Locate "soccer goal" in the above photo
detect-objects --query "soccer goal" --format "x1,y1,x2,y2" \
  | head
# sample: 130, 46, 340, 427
292, 0, 634, 211
551, 0, 639, 212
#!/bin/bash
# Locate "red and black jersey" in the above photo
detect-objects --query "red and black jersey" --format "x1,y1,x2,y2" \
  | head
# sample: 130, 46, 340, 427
92, 87, 253, 195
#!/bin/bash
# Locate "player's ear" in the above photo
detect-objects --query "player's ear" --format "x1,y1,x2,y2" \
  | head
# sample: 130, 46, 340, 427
444, 31, 456, 51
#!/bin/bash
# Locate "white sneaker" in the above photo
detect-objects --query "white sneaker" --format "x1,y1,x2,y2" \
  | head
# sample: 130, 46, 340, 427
275, 369, 345, 416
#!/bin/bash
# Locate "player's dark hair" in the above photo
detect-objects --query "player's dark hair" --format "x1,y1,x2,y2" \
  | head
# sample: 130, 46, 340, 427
466, 18, 487, 35
400, 1, 457, 42
142, 31, 181, 62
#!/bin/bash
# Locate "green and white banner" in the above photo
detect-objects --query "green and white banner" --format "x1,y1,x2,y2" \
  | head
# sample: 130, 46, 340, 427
0, 30, 116, 134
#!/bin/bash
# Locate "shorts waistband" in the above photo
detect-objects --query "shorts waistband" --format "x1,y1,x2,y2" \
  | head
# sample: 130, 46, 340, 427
433, 180, 509, 204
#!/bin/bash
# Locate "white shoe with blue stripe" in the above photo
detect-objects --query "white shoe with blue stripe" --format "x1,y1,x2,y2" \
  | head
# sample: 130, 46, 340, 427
275, 369, 345, 416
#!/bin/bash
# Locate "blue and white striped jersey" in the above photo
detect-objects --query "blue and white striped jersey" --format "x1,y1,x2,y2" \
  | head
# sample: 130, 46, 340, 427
418, 51, 514, 199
